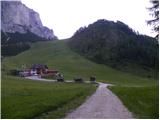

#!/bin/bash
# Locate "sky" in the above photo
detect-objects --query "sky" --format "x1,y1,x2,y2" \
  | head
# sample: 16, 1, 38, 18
20, 0, 155, 39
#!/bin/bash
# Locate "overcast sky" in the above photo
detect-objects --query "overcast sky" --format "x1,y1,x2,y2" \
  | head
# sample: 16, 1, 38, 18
21, 0, 154, 39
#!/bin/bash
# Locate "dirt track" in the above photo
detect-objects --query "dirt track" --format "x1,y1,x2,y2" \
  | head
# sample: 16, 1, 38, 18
65, 83, 133, 119
25, 76, 133, 119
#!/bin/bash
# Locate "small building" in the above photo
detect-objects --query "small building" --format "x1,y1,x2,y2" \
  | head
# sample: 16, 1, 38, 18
19, 69, 31, 77
31, 64, 48, 74
19, 64, 58, 77
30, 64, 58, 76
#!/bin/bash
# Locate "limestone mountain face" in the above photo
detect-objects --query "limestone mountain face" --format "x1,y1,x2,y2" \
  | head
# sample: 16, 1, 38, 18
1, 1, 56, 40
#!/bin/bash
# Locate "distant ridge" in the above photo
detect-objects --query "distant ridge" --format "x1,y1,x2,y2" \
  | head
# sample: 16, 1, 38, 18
69, 19, 158, 76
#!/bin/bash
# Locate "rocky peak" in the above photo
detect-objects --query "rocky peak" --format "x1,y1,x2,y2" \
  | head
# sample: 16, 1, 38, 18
1, 1, 57, 40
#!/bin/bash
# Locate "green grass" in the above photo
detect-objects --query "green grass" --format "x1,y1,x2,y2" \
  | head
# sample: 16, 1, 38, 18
41, 75, 56, 80
109, 86, 159, 119
2, 40, 158, 86
2, 40, 158, 118
2, 74, 96, 119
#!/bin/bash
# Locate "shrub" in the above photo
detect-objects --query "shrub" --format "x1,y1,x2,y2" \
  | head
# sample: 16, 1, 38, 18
9, 69, 20, 76
74, 77, 83, 83
57, 78, 64, 82
90, 76, 96, 83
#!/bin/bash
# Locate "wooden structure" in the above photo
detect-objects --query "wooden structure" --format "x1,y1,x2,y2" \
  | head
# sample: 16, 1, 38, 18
31, 64, 58, 76
31, 64, 48, 74
19, 64, 58, 77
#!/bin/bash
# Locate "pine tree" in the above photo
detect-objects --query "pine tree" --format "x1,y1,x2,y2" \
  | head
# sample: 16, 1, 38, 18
147, 0, 159, 40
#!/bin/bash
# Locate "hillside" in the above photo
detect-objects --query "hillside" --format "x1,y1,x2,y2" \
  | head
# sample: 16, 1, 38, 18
2, 40, 158, 85
2, 40, 158, 118
68, 19, 159, 78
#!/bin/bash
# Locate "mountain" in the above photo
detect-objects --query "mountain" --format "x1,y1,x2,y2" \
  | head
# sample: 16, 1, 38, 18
1, 1, 58, 56
1, 1, 57, 40
68, 19, 159, 76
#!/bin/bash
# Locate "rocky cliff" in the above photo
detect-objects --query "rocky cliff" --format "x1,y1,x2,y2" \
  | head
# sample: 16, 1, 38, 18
1, 1, 57, 40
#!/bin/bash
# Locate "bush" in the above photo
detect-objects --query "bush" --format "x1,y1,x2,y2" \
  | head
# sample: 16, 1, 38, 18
57, 78, 64, 82
9, 69, 20, 76
90, 76, 96, 83
74, 77, 83, 83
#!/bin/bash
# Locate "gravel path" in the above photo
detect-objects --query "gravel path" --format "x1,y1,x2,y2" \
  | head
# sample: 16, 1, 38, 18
25, 76, 89, 83
25, 76, 57, 82
65, 82, 133, 119
25, 76, 133, 118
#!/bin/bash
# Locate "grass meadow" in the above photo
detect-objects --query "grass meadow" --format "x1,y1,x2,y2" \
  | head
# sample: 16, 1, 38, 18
2, 75, 96, 118
109, 86, 159, 119
2, 40, 159, 118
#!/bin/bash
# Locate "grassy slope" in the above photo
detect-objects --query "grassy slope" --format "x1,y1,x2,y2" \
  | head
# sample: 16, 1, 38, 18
2, 40, 159, 118
2, 40, 158, 86
2, 75, 96, 118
